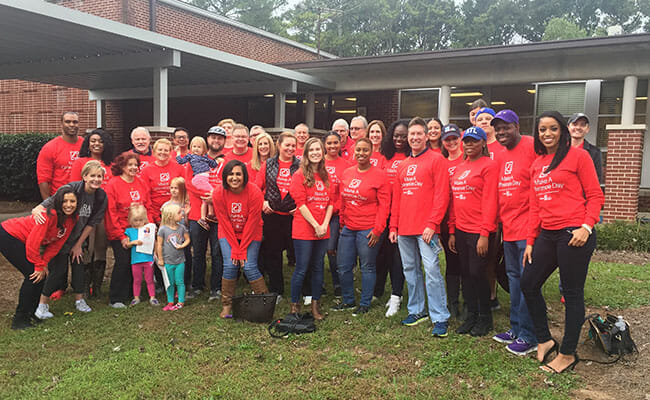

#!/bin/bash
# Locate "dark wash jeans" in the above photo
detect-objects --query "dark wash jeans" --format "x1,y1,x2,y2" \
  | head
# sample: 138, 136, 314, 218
189, 220, 223, 292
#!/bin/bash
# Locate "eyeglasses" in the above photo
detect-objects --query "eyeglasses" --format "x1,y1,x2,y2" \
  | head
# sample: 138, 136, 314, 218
64, 120, 79, 124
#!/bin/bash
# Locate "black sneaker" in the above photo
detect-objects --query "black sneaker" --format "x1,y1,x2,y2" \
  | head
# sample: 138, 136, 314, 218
330, 302, 355, 311
470, 314, 493, 337
352, 305, 370, 316
456, 312, 477, 334
490, 297, 501, 311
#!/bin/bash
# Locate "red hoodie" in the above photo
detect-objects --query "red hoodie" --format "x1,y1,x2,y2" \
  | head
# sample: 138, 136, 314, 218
1, 210, 77, 270
69, 157, 112, 186
339, 165, 391, 236
290, 169, 335, 240
527, 146, 604, 244
36, 136, 83, 196
448, 156, 498, 236
141, 162, 185, 223
104, 175, 152, 241
495, 135, 536, 241
213, 184, 263, 260
390, 148, 449, 235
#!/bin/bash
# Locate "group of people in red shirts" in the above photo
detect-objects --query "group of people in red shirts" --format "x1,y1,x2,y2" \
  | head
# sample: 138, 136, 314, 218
2, 104, 604, 375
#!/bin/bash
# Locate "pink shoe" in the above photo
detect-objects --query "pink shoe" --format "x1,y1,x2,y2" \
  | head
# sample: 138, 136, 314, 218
163, 303, 176, 311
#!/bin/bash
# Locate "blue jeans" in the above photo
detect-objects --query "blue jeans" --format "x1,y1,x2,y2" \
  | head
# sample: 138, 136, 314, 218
397, 235, 450, 323
503, 240, 537, 344
337, 227, 379, 307
291, 239, 328, 303
219, 239, 262, 281
165, 263, 185, 304
327, 214, 341, 288
189, 220, 223, 292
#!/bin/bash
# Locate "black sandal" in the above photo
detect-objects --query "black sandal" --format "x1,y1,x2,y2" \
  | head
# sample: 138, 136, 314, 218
540, 353, 579, 374
538, 339, 558, 364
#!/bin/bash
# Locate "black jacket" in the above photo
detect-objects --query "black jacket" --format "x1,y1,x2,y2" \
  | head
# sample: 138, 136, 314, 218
582, 140, 603, 184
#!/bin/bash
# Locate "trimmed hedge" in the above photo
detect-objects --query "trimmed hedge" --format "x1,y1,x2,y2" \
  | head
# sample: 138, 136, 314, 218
0, 132, 57, 201
596, 220, 650, 252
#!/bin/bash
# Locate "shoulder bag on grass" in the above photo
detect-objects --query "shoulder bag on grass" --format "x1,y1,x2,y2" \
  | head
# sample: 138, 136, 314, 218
268, 313, 316, 338
585, 313, 638, 364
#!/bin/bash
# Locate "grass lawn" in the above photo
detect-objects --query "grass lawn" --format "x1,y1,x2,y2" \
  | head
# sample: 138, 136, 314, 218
1, 259, 648, 399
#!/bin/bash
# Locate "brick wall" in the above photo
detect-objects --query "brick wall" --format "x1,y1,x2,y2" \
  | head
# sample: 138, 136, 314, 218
602, 128, 645, 221
357, 90, 400, 125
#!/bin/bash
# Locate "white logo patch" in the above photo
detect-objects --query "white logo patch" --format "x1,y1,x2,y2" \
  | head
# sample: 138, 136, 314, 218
504, 161, 513, 175
406, 165, 417, 176
160, 172, 170, 183
349, 179, 361, 189
231, 203, 242, 213
279, 168, 290, 177
129, 190, 141, 201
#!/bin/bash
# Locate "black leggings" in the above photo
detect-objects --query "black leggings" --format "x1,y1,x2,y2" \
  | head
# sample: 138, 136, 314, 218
455, 230, 495, 315
109, 240, 133, 304
521, 227, 596, 355
0, 226, 44, 317
374, 227, 404, 298
261, 213, 292, 296
42, 252, 85, 296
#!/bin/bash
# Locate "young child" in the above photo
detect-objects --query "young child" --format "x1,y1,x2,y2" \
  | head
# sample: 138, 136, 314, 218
161, 176, 190, 228
176, 136, 218, 230
156, 203, 190, 311
124, 204, 159, 306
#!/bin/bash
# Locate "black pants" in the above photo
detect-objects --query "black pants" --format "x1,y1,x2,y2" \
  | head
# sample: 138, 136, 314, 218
440, 218, 461, 301
109, 240, 133, 304
374, 227, 404, 298
456, 230, 495, 315
262, 213, 292, 296
42, 252, 85, 295
0, 226, 44, 317
521, 228, 596, 355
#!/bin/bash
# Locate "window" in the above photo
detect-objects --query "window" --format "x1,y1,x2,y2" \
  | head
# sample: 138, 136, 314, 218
399, 89, 439, 119
536, 83, 585, 116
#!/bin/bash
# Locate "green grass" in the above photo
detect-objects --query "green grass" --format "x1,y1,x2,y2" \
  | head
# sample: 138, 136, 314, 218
1, 259, 647, 399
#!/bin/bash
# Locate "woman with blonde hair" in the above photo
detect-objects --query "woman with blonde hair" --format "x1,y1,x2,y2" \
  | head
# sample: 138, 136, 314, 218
141, 138, 184, 224
249, 132, 277, 183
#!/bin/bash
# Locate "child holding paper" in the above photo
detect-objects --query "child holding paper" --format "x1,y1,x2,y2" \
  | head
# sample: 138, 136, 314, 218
124, 205, 159, 306
156, 203, 190, 311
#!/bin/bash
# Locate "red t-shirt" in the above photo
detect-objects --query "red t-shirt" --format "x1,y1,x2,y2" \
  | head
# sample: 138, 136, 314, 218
449, 156, 498, 236
213, 185, 264, 260
325, 157, 351, 214
445, 156, 464, 179
340, 138, 356, 161
495, 136, 536, 241
339, 165, 391, 236
385, 152, 408, 187
389, 149, 449, 235
224, 147, 253, 164
369, 152, 387, 169
130, 150, 155, 176
1, 210, 77, 270
290, 170, 334, 240
141, 162, 186, 224
527, 146, 604, 244
487, 140, 504, 161
36, 136, 83, 196
295, 145, 305, 161
104, 175, 152, 241
70, 157, 112, 186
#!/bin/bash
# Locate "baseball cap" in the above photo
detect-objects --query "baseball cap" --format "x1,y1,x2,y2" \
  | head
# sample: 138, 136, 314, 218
463, 126, 487, 141
568, 113, 589, 125
491, 109, 519, 125
475, 107, 496, 120
442, 124, 461, 140
207, 126, 227, 137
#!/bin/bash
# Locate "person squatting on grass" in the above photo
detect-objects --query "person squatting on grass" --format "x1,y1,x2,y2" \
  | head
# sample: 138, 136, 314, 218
521, 111, 604, 374
156, 203, 191, 311
389, 117, 450, 336
1, 187, 78, 330
32, 160, 108, 320
289, 138, 336, 320
214, 160, 269, 318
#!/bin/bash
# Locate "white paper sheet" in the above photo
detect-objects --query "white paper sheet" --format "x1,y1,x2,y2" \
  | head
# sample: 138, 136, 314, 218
136, 223, 156, 255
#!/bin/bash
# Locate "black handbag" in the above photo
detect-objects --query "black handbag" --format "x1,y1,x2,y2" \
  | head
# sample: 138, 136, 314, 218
231, 293, 277, 323
586, 313, 638, 363
268, 313, 317, 338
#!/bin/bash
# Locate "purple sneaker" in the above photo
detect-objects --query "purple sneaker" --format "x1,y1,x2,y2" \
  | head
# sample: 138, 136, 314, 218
492, 329, 516, 344
506, 338, 538, 356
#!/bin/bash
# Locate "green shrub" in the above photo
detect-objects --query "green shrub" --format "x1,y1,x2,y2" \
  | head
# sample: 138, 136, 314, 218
596, 220, 650, 252
0, 132, 57, 201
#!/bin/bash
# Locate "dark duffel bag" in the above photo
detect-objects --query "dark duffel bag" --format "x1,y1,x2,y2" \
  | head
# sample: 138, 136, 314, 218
232, 293, 277, 323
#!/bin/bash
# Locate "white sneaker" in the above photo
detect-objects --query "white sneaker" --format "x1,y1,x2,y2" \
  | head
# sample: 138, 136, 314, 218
110, 302, 127, 309
276, 295, 283, 305
75, 299, 92, 313
35, 303, 54, 319
303, 296, 312, 306
385, 295, 402, 317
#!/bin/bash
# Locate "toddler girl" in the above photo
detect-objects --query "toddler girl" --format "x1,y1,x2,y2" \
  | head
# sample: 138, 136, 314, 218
176, 136, 218, 230
124, 204, 159, 306
156, 203, 190, 310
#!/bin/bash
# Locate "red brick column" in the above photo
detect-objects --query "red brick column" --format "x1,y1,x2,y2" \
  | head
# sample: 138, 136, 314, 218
602, 124, 646, 222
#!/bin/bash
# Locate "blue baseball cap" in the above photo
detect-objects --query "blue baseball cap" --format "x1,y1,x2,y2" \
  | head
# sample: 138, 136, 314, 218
475, 107, 496, 120
463, 126, 487, 141
491, 109, 519, 125
442, 124, 461, 140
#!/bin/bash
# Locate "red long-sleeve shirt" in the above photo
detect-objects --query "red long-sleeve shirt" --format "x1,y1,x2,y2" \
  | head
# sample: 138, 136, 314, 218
213, 184, 263, 260
1, 210, 77, 270
290, 170, 335, 240
223, 148, 253, 164
340, 138, 356, 161
390, 148, 449, 235
527, 146, 604, 244
104, 175, 152, 241
69, 157, 112, 186
369, 152, 387, 169
487, 140, 504, 161
495, 136, 536, 241
141, 161, 185, 224
385, 152, 408, 186
448, 156, 498, 236
339, 165, 390, 236
325, 157, 352, 214
36, 136, 83, 196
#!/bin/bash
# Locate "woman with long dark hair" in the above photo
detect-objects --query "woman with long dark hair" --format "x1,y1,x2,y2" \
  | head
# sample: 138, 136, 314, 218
70, 128, 114, 184
521, 111, 604, 374
427, 118, 443, 153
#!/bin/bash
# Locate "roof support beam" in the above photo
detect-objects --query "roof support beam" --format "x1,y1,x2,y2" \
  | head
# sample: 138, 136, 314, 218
153, 67, 168, 128
274, 92, 286, 129
89, 80, 297, 100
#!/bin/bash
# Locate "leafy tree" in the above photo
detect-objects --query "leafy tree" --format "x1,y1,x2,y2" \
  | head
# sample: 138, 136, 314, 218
182, 0, 287, 35
542, 17, 588, 41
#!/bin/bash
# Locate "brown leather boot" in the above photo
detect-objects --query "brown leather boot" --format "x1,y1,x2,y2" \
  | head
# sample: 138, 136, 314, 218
249, 277, 268, 294
220, 278, 237, 318
311, 299, 324, 321
290, 302, 301, 314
